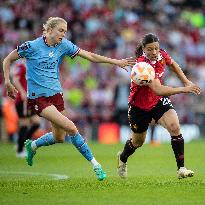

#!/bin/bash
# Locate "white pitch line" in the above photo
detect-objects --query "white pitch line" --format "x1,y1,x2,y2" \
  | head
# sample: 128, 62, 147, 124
0, 171, 69, 180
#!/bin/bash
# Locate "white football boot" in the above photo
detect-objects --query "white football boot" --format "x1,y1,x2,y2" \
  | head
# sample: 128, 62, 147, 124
16, 151, 27, 158
117, 151, 127, 178
177, 167, 194, 179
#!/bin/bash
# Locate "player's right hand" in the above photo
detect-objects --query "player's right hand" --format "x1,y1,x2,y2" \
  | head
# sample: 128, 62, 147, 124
184, 84, 201, 95
5, 82, 18, 99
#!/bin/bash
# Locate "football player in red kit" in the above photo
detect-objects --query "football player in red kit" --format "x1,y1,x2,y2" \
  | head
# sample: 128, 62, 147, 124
13, 61, 40, 157
117, 33, 201, 179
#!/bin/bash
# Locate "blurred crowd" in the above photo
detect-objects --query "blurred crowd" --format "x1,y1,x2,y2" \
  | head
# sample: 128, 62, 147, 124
0, 0, 205, 140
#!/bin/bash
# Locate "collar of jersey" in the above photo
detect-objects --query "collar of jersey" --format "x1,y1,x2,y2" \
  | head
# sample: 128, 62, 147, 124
43, 35, 60, 47
142, 52, 162, 64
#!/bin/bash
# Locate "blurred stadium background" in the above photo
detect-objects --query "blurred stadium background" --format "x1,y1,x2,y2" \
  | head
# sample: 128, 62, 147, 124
0, 0, 205, 144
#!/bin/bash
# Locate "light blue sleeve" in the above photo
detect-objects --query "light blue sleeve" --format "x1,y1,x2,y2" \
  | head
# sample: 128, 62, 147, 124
17, 41, 34, 58
64, 39, 80, 58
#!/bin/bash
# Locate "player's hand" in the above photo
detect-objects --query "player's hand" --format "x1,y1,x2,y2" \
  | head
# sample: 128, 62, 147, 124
183, 84, 201, 95
117, 57, 136, 71
5, 82, 18, 99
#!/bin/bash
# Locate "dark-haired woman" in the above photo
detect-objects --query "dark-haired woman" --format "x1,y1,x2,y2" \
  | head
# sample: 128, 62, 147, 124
117, 33, 201, 179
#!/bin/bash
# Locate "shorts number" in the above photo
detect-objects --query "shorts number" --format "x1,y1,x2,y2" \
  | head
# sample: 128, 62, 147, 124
161, 97, 173, 107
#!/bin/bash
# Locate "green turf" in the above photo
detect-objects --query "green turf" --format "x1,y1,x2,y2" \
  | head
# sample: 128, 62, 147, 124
0, 140, 205, 205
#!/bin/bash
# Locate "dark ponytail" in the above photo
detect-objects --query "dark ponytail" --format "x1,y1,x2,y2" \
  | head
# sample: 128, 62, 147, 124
135, 33, 159, 58
135, 43, 143, 58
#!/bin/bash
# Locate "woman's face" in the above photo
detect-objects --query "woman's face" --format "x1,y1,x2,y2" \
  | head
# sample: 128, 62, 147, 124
143, 41, 160, 61
47, 22, 67, 45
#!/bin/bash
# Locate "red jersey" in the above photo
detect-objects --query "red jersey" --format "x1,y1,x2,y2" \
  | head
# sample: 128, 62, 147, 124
128, 49, 172, 111
13, 63, 27, 103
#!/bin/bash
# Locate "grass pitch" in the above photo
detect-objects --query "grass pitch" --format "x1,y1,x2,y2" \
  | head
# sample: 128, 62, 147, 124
0, 140, 205, 205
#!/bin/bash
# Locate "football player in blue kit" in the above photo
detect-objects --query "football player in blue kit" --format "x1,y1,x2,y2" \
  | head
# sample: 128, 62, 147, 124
3, 17, 136, 181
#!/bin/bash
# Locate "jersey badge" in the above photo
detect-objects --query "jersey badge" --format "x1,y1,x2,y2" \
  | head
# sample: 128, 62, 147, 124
49, 51, 54, 58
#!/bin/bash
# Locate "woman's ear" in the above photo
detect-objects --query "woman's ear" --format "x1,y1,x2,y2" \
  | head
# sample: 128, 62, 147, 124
46, 27, 53, 34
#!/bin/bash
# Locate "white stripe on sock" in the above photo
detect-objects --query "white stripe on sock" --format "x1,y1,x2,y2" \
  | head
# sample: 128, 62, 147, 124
31, 141, 37, 151
90, 157, 99, 167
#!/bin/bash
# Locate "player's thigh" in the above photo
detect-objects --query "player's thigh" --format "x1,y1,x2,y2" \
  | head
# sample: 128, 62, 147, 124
157, 109, 181, 135
128, 104, 151, 134
128, 105, 151, 147
40, 105, 77, 134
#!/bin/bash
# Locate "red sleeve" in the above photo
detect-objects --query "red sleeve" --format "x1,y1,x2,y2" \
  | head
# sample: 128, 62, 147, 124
160, 49, 172, 65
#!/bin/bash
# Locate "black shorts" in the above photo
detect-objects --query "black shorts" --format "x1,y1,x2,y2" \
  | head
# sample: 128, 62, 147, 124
128, 97, 175, 133
15, 101, 36, 118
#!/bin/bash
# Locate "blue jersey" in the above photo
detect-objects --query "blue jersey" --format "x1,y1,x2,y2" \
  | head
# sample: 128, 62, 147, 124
17, 36, 80, 99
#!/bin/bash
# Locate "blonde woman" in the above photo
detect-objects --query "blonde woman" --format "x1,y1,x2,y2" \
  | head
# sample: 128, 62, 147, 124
3, 17, 135, 181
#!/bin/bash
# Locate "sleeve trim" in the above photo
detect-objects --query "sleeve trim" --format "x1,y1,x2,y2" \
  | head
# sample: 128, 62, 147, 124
16, 46, 23, 58
71, 48, 80, 58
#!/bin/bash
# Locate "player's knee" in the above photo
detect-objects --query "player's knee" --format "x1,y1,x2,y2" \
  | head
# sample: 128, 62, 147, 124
168, 123, 180, 135
133, 139, 144, 148
132, 136, 145, 148
64, 125, 77, 135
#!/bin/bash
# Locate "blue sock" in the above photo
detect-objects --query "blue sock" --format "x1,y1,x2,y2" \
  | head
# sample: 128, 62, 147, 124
70, 133, 93, 161
34, 132, 56, 148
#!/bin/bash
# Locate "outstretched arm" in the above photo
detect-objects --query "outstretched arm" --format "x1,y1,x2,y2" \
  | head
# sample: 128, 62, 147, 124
3, 49, 20, 99
149, 79, 201, 96
77, 49, 135, 71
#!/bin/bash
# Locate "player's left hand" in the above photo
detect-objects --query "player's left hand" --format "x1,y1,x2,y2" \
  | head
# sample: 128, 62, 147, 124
117, 57, 136, 71
184, 80, 201, 95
